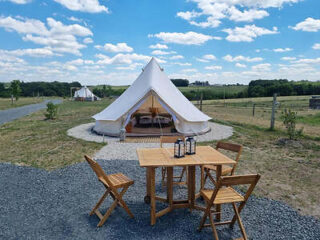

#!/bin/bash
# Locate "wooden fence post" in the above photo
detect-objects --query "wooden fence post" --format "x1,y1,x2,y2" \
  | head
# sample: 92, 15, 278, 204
252, 103, 255, 117
270, 93, 277, 130
200, 92, 203, 111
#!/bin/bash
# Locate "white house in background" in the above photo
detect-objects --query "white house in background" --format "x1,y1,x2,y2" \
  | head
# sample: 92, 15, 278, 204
74, 86, 99, 101
92, 58, 211, 137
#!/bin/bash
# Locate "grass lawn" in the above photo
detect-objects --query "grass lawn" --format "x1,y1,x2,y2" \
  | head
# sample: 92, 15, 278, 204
0, 99, 112, 170
198, 96, 320, 218
0, 97, 46, 110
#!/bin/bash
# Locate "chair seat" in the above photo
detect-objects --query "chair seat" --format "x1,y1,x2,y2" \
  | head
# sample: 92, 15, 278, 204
203, 164, 233, 176
201, 187, 244, 204
106, 173, 134, 188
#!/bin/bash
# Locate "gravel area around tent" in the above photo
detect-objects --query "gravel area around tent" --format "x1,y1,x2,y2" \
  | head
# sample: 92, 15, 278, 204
0, 99, 62, 126
67, 121, 233, 144
1, 160, 319, 240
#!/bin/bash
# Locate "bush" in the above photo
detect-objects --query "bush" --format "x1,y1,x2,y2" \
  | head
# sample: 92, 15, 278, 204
282, 109, 303, 140
45, 102, 58, 120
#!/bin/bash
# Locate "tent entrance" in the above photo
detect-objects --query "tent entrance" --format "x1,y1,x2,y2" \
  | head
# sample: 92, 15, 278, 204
124, 95, 179, 136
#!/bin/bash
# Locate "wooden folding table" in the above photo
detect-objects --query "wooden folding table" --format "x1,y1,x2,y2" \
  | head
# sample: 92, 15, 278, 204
137, 146, 236, 225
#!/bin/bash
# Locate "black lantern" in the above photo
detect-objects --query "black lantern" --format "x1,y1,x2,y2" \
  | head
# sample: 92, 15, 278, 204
174, 139, 185, 158
186, 137, 196, 155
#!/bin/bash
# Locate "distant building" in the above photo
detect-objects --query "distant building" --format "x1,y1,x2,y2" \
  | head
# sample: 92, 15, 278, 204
309, 96, 320, 109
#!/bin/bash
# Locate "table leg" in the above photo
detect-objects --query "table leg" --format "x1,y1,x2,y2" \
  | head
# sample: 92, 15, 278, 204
188, 166, 196, 211
144, 167, 151, 204
216, 165, 222, 221
167, 167, 173, 208
150, 167, 156, 225
200, 165, 204, 190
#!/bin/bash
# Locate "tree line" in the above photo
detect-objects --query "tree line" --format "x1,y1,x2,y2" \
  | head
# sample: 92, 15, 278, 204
0, 81, 81, 98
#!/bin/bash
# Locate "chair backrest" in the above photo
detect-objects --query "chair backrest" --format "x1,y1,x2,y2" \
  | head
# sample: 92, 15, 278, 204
216, 141, 243, 175
84, 155, 113, 187
160, 135, 185, 148
210, 174, 260, 204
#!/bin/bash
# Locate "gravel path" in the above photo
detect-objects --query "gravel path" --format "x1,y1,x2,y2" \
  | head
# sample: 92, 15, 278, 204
0, 99, 62, 125
0, 161, 319, 240
67, 121, 233, 144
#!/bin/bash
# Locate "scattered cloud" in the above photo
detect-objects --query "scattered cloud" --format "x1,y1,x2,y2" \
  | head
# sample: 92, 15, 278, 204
6, 0, 31, 4
223, 25, 278, 42
223, 55, 263, 62
170, 55, 184, 60
273, 48, 293, 52
149, 43, 168, 49
252, 63, 271, 71
0, 16, 92, 56
54, 0, 109, 13
196, 54, 216, 62
83, 37, 93, 44
96, 53, 151, 65
312, 43, 320, 50
151, 50, 176, 55
294, 57, 320, 64
149, 31, 213, 45
95, 43, 133, 53
205, 65, 222, 70
181, 68, 198, 73
235, 63, 246, 68
281, 57, 296, 61
290, 18, 320, 32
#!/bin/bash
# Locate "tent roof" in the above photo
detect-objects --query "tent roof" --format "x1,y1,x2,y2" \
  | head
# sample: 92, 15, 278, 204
93, 58, 211, 122
75, 86, 95, 98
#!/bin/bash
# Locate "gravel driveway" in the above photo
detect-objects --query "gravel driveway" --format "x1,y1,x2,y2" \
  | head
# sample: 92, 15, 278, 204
0, 160, 319, 240
0, 99, 62, 125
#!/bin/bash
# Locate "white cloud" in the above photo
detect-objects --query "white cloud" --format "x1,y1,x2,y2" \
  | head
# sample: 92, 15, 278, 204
170, 55, 184, 60
223, 54, 263, 62
181, 68, 198, 73
223, 25, 278, 42
149, 44, 168, 49
176, 10, 202, 21
273, 48, 293, 52
235, 63, 246, 68
291, 18, 320, 32
7, 0, 31, 4
227, 6, 269, 22
149, 31, 213, 45
151, 50, 176, 55
196, 54, 216, 62
294, 58, 320, 64
83, 37, 93, 44
252, 63, 271, 71
176, 0, 298, 28
312, 43, 320, 50
205, 65, 222, 70
172, 62, 192, 66
96, 53, 151, 65
54, 0, 109, 13
0, 16, 92, 56
281, 57, 296, 61
8, 48, 57, 57
95, 43, 133, 53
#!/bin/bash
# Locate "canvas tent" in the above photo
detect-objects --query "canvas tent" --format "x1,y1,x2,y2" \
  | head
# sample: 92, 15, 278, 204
92, 58, 211, 136
74, 86, 99, 101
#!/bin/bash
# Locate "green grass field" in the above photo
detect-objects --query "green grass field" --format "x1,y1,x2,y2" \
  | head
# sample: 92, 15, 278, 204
0, 97, 46, 110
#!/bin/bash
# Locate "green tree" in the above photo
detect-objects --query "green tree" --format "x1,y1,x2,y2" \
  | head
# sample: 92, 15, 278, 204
11, 80, 21, 101
45, 102, 58, 120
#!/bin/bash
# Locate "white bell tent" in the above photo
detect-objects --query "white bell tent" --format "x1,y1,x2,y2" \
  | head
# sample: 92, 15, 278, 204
92, 58, 211, 136
74, 86, 99, 101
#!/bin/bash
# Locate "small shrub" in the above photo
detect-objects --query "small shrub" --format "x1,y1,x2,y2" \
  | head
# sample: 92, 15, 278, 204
45, 102, 58, 120
282, 108, 303, 140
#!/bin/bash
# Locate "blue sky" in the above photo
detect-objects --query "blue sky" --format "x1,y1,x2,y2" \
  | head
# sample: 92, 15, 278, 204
0, 0, 319, 85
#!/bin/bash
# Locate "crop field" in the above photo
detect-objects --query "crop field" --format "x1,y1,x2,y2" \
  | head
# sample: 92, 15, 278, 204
0, 97, 45, 110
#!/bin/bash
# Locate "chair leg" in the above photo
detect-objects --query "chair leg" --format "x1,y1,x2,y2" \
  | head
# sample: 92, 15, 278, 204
232, 203, 248, 240
209, 211, 219, 240
178, 167, 186, 182
161, 167, 166, 188
117, 186, 134, 218
198, 210, 208, 231
90, 189, 110, 216
97, 199, 118, 227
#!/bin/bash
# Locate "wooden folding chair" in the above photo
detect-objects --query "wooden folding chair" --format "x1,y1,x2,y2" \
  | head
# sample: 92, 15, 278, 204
198, 174, 260, 240
84, 155, 134, 227
160, 136, 187, 188
201, 142, 243, 188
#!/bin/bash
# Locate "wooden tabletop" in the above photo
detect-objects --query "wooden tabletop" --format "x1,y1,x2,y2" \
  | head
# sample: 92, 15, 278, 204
137, 146, 236, 167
